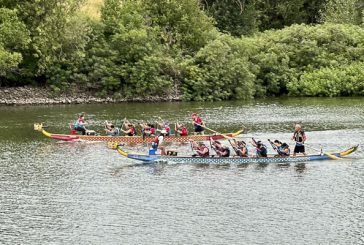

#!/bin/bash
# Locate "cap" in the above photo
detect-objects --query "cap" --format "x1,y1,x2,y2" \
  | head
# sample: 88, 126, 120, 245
161, 129, 167, 134
191, 113, 198, 117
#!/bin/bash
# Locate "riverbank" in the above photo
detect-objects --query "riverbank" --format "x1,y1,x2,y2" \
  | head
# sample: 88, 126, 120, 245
0, 86, 181, 105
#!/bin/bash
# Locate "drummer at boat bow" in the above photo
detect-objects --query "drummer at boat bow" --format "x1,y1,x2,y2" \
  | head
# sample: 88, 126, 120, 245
210, 139, 230, 157
190, 140, 209, 157
191, 113, 205, 135
292, 124, 307, 156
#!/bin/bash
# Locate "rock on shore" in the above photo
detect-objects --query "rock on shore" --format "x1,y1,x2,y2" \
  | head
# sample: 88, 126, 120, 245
0, 86, 181, 105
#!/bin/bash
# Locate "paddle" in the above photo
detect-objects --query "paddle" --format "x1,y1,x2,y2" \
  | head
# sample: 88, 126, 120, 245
195, 123, 235, 140
305, 144, 341, 160
228, 139, 240, 156
175, 122, 178, 136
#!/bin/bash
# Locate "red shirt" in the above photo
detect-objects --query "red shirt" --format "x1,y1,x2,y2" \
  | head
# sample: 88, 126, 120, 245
193, 117, 203, 125
180, 127, 188, 136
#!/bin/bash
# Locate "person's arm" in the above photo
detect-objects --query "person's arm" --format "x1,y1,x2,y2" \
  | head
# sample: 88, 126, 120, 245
302, 132, 307, 143
121, 128, 131, 134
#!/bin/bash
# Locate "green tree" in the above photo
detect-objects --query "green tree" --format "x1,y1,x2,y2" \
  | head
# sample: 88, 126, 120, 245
182, 34, 256, 101
0, 8, 30, 85
201, 0, 258, 36
321, 0, 363, 24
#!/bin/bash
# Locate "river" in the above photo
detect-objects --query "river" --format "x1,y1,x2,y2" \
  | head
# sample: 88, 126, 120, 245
0, 98, 363, 244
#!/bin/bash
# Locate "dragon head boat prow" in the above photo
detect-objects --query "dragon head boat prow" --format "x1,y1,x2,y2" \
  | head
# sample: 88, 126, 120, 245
34, 123, 43, 131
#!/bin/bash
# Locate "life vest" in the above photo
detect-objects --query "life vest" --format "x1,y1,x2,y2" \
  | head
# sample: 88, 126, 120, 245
256, 145, 267, 157
222, 147, 230, 157
238, 146, 248, 157
113, 127, 120, 136
127, 127, 136, 136
150, 128, 155, 135
152, 135, 164, 149
197, 145, 209, 157
278, 146, 290, 156
165, 126, 170, 135
180, 127, 188, 136
193, 117, 203, 127
293, 131, 305, 145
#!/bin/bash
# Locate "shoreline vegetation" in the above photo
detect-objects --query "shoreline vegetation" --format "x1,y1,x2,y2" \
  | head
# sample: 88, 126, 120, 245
0, 86, 181, 105
0, 0, 363, 104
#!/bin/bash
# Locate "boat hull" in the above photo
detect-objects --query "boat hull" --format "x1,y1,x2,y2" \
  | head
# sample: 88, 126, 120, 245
116, 145, 359, 165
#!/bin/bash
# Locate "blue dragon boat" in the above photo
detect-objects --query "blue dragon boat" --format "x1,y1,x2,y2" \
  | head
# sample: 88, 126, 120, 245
112, 144, 359, 165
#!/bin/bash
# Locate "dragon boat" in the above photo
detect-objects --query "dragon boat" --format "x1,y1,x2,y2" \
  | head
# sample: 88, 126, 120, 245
34, 123, 244, 143
112, 144, 359, 165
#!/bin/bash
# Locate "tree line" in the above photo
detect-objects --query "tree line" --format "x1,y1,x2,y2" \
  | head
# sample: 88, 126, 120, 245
0, 0, 363, 100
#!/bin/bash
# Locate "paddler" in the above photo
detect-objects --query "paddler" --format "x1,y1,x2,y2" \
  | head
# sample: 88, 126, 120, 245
191, 113, 205, 135
176, 122, 188, 136
151, 129, 168, 155
74, 112, 87, 135
269, 139, 290, 157
121, 121, 136, 136
156, 119, 171, 136
104, 121, 120, 136
140, 122, 155, 137
210, 138, 230, 157
190, 140, 209, 157
231, 140, 248, 157
251, 138, 267, 157
292, 124, 307, 156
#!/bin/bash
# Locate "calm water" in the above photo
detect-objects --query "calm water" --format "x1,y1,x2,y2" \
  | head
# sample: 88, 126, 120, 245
0, 98, 363, 244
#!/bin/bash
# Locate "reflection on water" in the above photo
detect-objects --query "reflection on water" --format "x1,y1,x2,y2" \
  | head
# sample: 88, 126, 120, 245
0, 98, 363, 244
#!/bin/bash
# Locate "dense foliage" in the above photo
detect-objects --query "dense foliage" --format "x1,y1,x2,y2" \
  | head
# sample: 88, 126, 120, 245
0, 0, 363, 100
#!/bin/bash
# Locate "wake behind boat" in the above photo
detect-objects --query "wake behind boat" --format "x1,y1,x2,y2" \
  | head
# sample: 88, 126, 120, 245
111, 144, 359, 165
33, 123, 244, 143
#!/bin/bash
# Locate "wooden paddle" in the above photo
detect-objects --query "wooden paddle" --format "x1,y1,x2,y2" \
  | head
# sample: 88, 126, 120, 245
196, 123, 235, 140
305, 144, 341, 160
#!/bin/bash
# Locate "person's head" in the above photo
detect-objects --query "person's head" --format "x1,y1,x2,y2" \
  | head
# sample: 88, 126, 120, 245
79, 112, 84, 118
256, 141, 263, 148
111, 125, 115, 129
127, 123, 133, 128
295, 124, 302, 131
274, 140, 282, 146
237, 141, 246, 147
191, 113, 198, 119
282, 143, 288, 149
198, 142, 205, 147
213, 140, 221, 146
160, 129, 167, 135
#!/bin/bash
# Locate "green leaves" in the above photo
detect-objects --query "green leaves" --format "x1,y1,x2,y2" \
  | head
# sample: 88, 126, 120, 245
0, 8, 30, 79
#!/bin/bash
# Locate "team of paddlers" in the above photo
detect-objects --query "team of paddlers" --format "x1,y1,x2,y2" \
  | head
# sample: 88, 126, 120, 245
72, 112, 307, 158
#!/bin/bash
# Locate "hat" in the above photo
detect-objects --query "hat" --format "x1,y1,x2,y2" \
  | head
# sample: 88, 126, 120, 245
161, 129, 167, 134
191, 113, 198, 117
